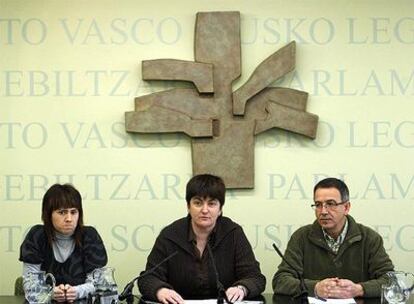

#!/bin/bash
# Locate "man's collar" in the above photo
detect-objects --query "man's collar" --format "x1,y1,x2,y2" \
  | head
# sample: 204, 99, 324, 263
321, 218, 348, 254
322, 217, 349, 241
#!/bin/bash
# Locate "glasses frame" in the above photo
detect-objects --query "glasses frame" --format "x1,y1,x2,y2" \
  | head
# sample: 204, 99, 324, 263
310, 200, 348, 210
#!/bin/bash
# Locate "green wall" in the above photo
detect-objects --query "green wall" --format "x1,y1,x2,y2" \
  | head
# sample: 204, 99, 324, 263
1, 0, 413, 295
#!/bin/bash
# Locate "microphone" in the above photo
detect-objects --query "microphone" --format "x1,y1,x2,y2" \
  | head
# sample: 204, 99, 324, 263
206, 242, 231, 304
118, 251, 178, 303
272, 243, 309, 304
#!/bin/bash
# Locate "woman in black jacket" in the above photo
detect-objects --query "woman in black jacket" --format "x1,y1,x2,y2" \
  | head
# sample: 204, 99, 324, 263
19, 183, 107, 302
138, 174, 266, 304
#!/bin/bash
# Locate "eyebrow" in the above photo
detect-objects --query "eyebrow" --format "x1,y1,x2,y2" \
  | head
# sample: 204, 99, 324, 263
192, 196, 217, 201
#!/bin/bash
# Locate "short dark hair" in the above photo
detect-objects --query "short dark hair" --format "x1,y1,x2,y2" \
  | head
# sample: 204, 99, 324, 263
41, 183, 84, 246
185, 174, 225, 208
313, 177, 350, 202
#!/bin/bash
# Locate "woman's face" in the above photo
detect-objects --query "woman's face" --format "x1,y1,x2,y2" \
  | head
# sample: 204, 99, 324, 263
51, 208, 79, 235
188, 196, 222, 232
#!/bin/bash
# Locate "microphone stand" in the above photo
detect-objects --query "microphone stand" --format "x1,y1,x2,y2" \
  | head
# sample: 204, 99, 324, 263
272, 243, 309, 304
206, 243, 232, 304
118, 279, 135, 304
118, 251, 178, 304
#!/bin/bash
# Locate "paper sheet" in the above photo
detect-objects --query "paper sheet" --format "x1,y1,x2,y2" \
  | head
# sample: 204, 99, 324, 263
185, 300, 263, 304
308, 296, 356, 304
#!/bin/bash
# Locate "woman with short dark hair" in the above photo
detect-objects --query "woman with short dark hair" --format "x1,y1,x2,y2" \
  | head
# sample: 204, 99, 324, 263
19, 183, 108, 302
138, 174, 266, 304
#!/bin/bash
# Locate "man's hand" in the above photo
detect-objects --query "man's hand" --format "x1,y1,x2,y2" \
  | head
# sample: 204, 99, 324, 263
315, 278, 364, 298
156, 287, 184, 304
315, 278, 340, 298
333, 279, 364, 298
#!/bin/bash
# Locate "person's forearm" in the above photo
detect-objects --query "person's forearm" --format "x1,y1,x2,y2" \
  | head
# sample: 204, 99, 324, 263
74, 282, 95, 299
273, 272, 301, 296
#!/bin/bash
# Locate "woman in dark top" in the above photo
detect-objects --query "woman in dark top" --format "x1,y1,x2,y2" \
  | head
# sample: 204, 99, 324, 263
138, 174, 266, 304
19, 183, 107, 302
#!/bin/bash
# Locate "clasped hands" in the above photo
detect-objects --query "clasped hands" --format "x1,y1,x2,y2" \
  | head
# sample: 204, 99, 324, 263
315, 278, 364, 299
156, 285, 246, 304
53, 284, 77, 303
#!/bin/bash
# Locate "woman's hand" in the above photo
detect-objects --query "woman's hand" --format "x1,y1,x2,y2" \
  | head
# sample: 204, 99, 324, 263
156, 287, 184, 304
226, 285, 246, 302
53, 284, 77, 302
63, 284, 77, 302
53, 284, 66, 302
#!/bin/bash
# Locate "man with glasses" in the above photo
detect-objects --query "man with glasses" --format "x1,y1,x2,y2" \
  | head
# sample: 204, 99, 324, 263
272, 177, 394, 299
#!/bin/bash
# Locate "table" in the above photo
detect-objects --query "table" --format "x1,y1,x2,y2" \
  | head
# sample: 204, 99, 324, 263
1, 294, 412, 304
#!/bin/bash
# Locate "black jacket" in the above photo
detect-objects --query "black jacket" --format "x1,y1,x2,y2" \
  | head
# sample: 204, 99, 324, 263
19, 225, 108, 286
138, 216, 266, 300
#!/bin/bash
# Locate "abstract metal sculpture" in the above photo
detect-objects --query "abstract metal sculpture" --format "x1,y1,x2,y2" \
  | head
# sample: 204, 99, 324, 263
125, 11, 318, 189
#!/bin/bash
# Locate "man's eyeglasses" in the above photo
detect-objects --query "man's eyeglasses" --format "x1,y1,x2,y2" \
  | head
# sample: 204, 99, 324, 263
311, 200, 347, 210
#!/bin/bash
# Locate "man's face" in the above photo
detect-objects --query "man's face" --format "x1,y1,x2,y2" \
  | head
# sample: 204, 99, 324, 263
314, 187, 350, 237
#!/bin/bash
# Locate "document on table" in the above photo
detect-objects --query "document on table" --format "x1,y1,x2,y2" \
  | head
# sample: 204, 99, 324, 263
184, 300, 263, 304
142, 300, 263, 304
308, 296, 356, 304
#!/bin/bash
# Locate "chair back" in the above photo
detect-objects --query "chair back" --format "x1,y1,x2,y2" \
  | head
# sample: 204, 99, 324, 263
14, 276, 24, 296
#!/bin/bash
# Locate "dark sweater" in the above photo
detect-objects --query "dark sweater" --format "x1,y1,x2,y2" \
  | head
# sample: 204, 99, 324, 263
272, 215, 394, 297
138, 216, 266, 300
